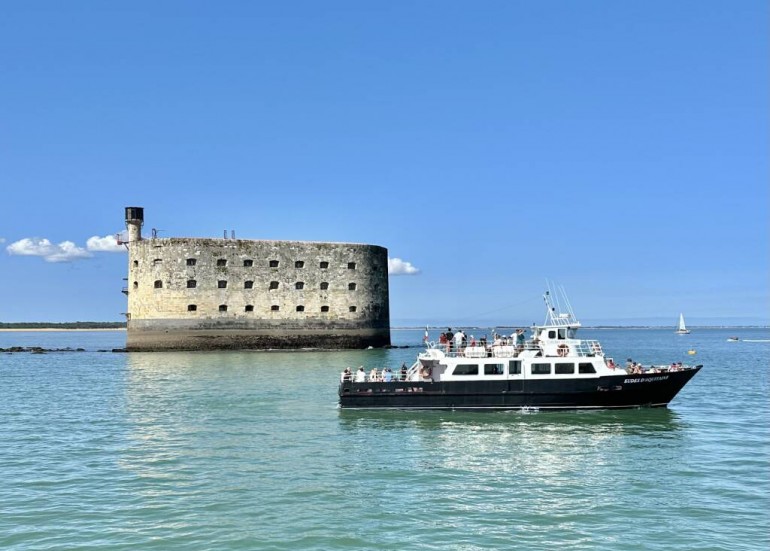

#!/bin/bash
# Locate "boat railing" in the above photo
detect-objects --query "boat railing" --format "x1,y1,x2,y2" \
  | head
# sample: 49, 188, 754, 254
424, 339, 604, 358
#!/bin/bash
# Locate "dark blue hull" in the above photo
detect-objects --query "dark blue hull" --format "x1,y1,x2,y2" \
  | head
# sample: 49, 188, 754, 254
339, 367, 701, 410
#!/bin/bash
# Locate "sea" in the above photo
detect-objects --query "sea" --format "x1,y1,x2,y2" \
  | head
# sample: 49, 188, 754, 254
0, 327, 768, 551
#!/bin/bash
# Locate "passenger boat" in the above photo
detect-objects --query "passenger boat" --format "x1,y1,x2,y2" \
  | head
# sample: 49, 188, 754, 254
338, 289, 702, 411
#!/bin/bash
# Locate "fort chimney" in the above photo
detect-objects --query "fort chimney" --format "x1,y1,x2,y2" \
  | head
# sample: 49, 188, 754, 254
125, 206, 144, 242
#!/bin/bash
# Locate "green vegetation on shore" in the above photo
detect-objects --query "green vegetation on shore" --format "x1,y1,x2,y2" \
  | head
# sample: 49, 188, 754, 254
0, 322, 126, 329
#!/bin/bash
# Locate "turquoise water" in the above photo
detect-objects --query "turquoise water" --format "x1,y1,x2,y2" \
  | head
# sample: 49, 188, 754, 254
0, 328, 768, 550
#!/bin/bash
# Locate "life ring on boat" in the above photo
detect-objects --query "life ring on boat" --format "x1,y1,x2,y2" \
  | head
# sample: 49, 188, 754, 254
557, 344, 570, 357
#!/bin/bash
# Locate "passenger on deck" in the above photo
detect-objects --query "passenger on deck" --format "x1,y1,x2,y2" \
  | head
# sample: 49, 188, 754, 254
439, 332, 448, 351
470, 335, 476, 347
446, 328, 454, 353
369, 368, 379, 381
340, 367, 352, 382
454, 329, 465, 356
515, 329, 526, 350
355, 366, 366, 382
400, 363, 408, 380
383, 368, 393, 382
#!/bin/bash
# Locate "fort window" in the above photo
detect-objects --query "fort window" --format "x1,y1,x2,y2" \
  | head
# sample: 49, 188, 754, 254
219, 304, 228, 312
188, 304, 197, 312
295, 260, 305, 268
271, 305, 280, 311
133, 260, 139, 267
244, 280, 254, 289
321, 305, 329, 312
217, 259, 227, 267
348, 282, 357, 291
153, 258, 162, 265
348, 262, 356, 270
296, 305, 305, 312
295, 281, 304, 290
320, 282, 329, 290
154, 280, 163, 289
187, 280, 197, 288
186, 258, 196, 266
245, 305, 254, 312
349, 306, 357, 313
133, 281, 138, 289
319, 261, 329, 269
269, 281, 279, 290
269, 260, 279, 268
218, 280, 227, 288
243, 259, 253, 267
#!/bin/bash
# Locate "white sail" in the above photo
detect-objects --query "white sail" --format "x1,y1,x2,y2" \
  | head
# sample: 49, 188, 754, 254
676, 313, 690, 334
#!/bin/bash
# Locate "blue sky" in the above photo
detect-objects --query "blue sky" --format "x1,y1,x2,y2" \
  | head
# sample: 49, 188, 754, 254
1, 1, 767, 326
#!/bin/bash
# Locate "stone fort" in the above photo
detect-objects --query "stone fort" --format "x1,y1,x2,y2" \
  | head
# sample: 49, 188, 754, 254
123, 207, 391, 351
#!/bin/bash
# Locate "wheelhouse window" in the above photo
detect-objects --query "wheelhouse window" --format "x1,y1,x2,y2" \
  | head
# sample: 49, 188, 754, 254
484, 364, 505, 375
548, 330, 556, 339
219, 305, 228, 312
531, 363, 552, 375
558, 328, 567, 339
218, 280, 227, 288
320, 261, 329, 269
295, 282, 304, 290
453, 364, 479, 376
217, 259, 227, 267
269, 260, 279, 268
321, 305, 329, 312
555, 363, 575, 375
269, 281, 279, 290
186, 258, 196, 266
187, 304, 197, 312
320, 282, 329, 290
579, 362, 597, 374
187, 279, 197, 288
509, 361, 522, 375
348, 282, 357, 291
295, 260, 304, 268
154, 280, 163, 289
243, 259, 253, 267
244, 280, 254, 289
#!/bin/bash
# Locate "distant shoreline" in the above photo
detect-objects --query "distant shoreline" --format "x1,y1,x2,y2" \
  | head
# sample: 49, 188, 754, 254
0, 328, 126, 332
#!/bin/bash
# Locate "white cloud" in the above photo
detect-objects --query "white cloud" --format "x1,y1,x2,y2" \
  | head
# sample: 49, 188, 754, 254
388, 257, 421, 276
87, 234, 126, 252
6, 238, 93, 263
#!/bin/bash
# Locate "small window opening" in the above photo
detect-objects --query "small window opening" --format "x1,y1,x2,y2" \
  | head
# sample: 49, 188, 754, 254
320, 261, 329, 269
186, 258, 196, 266
269, 260, 279, 268
296, 305, 305, 312
348, 282, 357, 291
219, 304, 228, 312
187, 280, 197, 288
269, 281, 279, 290
154, 280, 163, 289
217, 259, 227, 267
218, 280, 227, 288
295, 260, 305, 268
244, 280, 254, 289
243, 259, 253, 267
348, 262, 356, 270
295, 281, 304, 290
187, 304, 197, 312
321, 305, 329, 312
349, 306, 357, 313
133, 281, 138, 289
245, 305, 254, 312
133, 260, 139, 267
320, 282, 329, 290
271, 305, 280, 311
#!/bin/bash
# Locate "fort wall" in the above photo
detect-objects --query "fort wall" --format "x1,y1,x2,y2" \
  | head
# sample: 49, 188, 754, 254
125, 236, 390, 351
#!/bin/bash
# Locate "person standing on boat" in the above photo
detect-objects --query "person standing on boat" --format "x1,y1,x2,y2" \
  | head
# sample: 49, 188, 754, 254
383, 368, 392, 382
454, 329, 465, 356
340, 367, 352, 382
446, 328, 454, 352
355, 367, 366, 382
400, 363, 408, 380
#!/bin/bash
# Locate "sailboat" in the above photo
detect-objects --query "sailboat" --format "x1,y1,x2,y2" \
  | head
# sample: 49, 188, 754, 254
675, 313, 691, 334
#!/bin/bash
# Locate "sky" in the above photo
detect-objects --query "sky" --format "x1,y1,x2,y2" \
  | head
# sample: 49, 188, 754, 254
1, 1, 767, 326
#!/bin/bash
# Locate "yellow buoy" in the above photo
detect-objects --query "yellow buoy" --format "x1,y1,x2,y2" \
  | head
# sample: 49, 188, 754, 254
687, 349, 696, 355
